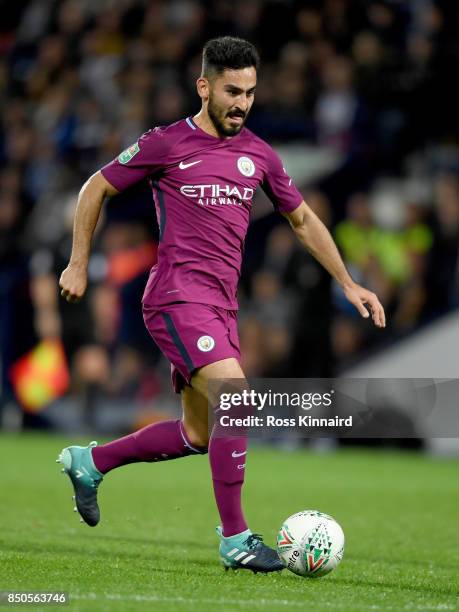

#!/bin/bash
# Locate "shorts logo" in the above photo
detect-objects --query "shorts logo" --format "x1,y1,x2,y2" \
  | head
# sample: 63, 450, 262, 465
118, 142, 140, 164
237, 156, 255, 177
197, 335, 215, 352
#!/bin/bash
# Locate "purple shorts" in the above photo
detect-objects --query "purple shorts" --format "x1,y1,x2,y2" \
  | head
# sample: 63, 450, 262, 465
143, 302, 241, 393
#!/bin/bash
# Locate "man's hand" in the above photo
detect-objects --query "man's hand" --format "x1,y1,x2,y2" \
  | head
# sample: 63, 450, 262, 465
59, 264, 87, 303
343, 283, 386, 328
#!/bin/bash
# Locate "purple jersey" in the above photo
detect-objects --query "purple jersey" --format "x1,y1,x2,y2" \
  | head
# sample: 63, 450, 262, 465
101, 117, 303, 310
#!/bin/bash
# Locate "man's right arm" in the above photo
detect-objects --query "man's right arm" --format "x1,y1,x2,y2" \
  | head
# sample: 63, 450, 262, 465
60, 127, 168, 302
59, 171, 119, 303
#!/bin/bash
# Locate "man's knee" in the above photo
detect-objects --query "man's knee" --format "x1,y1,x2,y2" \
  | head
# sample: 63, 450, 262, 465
181, 384, 209, 452
182, 420, 209, 453
191, 358, 246, 403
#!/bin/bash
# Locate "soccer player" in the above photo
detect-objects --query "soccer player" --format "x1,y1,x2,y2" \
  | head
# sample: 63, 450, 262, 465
57, 37, 385, 573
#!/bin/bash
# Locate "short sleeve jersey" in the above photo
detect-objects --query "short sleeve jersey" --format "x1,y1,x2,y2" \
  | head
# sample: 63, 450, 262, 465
101, 117, 303, 310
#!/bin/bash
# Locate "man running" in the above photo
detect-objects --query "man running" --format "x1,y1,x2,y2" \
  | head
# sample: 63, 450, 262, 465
58, 36, 385, 574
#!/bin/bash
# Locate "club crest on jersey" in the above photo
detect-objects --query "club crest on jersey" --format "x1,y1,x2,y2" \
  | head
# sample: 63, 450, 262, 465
197, 335, 215, 352
237, 156, 255, 177
118, 142, 140, 164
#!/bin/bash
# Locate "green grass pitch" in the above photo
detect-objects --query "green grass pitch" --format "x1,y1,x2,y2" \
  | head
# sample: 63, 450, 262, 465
1, 433, 458, 611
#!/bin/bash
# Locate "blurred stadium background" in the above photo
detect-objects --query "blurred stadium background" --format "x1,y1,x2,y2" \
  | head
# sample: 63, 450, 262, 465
1, 0, 458, 443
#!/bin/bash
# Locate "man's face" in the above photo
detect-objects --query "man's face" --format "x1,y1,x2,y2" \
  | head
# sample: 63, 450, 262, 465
205, 67, 257, 137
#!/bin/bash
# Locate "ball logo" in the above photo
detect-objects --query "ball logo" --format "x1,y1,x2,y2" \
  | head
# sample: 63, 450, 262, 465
237, 156, 255, 177
197, 335, 215, 352
287, 549, 300, 569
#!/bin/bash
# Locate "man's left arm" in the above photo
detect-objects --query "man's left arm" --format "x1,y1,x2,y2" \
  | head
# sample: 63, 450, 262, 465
283, 201, 386, 328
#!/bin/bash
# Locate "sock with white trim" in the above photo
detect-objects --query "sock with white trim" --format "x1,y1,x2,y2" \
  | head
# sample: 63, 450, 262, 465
91, 419, 206, 474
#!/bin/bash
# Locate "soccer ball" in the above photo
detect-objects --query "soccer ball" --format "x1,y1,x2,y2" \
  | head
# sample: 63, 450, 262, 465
277, 510, 345, 577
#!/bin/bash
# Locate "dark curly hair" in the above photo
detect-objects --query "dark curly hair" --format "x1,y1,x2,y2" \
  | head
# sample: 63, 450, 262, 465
202, 36, 260, 77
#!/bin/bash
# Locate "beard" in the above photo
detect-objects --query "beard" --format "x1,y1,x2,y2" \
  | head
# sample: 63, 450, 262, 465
208, 93, 247, 137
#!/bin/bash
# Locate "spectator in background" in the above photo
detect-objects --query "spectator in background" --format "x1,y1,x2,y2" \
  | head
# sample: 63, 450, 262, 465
284, 190, 334, 376
333, 190, 433, 364
426, 175, 459, 315
314, 53, 375, 218
335, 193, 432, 302
315, 55, 360, 154
245, 268, 296, 377
392, 202, 432, 331
0, 175, 35, 400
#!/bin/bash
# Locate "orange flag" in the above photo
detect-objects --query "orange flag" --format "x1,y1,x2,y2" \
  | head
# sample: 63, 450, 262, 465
10, 340, 70, 412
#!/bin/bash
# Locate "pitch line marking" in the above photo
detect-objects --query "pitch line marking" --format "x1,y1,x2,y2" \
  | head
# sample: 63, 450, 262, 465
70, 593, 456, 610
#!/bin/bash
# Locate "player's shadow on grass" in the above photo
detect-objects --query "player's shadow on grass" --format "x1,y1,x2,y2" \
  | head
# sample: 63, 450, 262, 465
2, 541, 165, 563
85, 533, 216, 551
2, 539, 218, 572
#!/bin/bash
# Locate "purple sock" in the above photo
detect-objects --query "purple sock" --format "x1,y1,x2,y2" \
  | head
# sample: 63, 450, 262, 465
92, 419, 206, 474
209, 429, 248, 537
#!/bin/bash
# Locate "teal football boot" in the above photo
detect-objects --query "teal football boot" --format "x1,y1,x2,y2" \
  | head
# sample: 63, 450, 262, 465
56, 441, 103, 527
217, 527, 284, 573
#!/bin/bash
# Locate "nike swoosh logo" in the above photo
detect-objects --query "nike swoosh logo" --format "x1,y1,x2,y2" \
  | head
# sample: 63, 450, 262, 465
179, 160, 202, 170
232, 450, 247, 458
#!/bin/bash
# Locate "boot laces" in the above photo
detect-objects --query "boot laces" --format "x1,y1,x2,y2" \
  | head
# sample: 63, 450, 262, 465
243, 533, 264, 550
